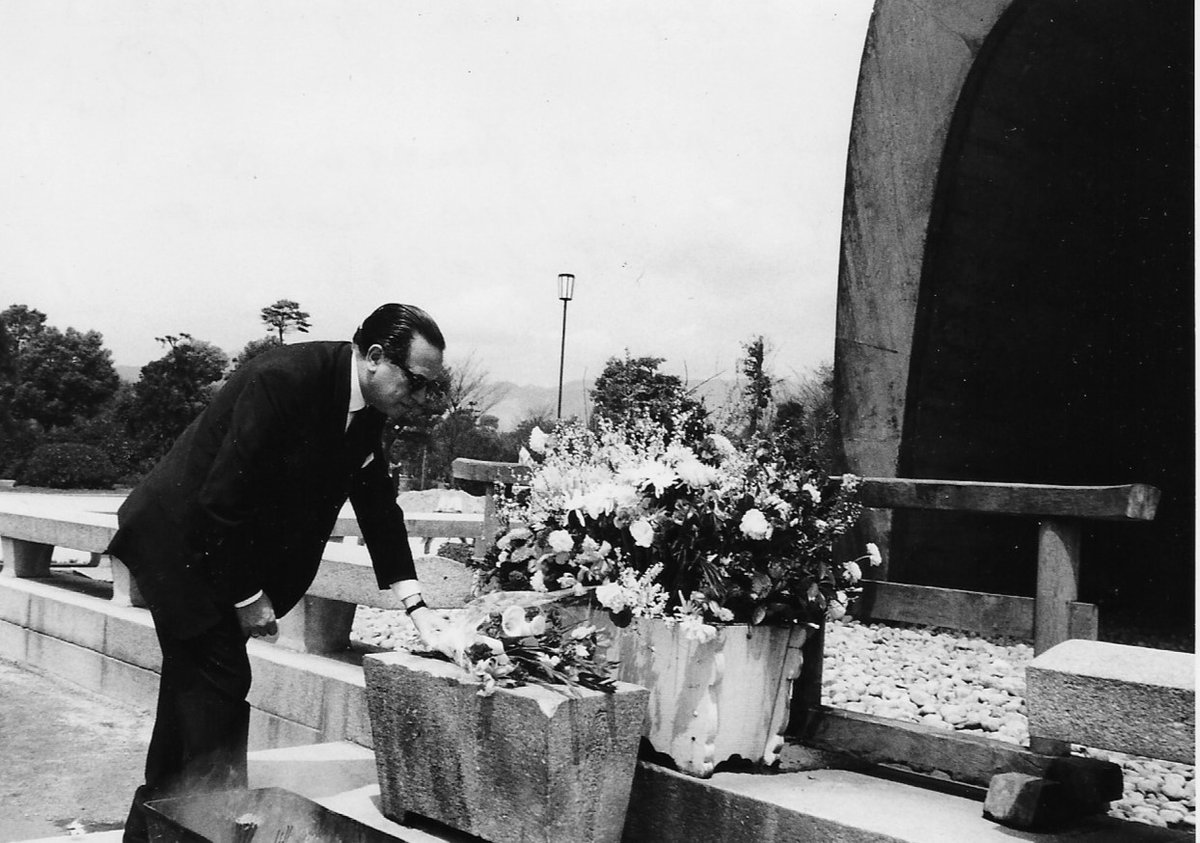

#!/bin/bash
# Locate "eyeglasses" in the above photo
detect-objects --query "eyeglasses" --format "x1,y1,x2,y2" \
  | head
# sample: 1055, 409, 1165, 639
399, 364, 445, 398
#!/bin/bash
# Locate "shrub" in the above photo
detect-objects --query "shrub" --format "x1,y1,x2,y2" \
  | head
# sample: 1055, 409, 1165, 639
16, 442, 118, 489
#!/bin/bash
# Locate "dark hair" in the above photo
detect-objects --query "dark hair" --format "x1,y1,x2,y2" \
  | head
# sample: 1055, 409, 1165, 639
353, 304, 445, 363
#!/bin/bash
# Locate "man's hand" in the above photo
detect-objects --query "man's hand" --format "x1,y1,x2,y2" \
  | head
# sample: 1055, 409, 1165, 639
407, 605, 451, 657
235, 593, 278, 638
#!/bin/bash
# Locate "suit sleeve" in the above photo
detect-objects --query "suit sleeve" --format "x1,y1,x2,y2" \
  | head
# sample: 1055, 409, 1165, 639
194, 373, 290, 605
350, 440, 417, 589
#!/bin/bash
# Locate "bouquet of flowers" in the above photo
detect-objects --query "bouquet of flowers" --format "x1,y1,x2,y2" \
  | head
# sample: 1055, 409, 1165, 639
475, 416, 880, 642
418, 589, 617, 697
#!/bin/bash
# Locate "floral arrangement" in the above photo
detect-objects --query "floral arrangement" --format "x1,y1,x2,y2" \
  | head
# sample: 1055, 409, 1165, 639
419, 590, 617, 697
474, 417, 879, 642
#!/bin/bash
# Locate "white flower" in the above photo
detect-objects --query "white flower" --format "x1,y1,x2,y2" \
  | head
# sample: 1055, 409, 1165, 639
547, 529, 574, 554
705, 433, 737, 459
558, 572, 578, 588
676, 457, 719, 488
739, 508, 773, 541
814, 519, 829, 532
529, 570, 547, 592
844, 560, 863, 583
569, 624, 596, 639
500, 606, 547, 638
631, 460, 678, 496
595, 581, 629, 613
802, 482, 821, 504
629, 518, 655, 548
827, 600, 847, 621
866, 542, 883, 566
528, 426, 549, 453
496, 527, 532, 551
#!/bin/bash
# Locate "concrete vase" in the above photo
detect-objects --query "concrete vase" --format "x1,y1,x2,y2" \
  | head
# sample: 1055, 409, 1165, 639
605, 617, 808, 778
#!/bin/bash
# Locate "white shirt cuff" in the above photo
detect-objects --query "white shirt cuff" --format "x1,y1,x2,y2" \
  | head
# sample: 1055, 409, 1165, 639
390, 579, 422, 604
234, 590, 263, 608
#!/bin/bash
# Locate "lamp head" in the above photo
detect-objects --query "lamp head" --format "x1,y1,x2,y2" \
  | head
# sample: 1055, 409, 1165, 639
557, 273, 576, 301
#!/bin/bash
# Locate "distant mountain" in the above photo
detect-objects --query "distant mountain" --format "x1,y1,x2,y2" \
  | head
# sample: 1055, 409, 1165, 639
483, 377, 744, 431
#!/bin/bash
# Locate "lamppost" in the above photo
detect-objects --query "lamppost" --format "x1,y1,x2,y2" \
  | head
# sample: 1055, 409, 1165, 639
556, 272, 575, 418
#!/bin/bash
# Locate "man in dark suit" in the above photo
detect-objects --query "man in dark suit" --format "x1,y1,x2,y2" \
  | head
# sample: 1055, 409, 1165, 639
109, 303, 447, 842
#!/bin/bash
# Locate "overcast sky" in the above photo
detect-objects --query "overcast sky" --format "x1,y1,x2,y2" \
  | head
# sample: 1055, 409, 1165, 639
2, 1, 874, 387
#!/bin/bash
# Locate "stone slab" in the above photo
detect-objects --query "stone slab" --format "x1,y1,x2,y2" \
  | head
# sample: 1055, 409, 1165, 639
1026, 640, 1195, 763
625, 763, 1191, 843
364, 650, 648, 843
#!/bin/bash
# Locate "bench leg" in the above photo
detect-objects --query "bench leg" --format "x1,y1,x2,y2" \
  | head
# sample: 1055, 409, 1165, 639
0, 537, 54, 578
1034, 519, 1081, 655
276, 595, 357, 654
108, 555, 147, 608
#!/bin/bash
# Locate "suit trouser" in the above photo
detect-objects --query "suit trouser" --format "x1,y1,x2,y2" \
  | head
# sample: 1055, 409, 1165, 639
123, 610, 252, 842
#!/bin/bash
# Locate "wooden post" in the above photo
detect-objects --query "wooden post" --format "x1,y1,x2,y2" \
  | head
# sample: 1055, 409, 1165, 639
1034, 519, 1082, 655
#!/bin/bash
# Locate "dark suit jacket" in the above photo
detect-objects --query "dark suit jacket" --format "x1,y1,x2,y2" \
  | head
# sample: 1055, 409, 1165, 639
108, 341, 415, 639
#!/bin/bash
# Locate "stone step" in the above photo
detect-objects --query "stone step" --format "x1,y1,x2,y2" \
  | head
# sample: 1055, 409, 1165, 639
1026, 640, 1195, 764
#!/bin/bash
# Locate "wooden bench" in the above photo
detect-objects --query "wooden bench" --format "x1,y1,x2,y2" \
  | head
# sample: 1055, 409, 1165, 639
851, 479, 1160, 654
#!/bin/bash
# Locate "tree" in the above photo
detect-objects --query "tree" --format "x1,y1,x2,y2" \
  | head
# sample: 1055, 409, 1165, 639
774, 362, 842, 473
740, 335, 775, 436
260, 299, 312, 342
590, 351, 708, 439
0, 304, 47, 352
229, 335, 284, 376
9, 325, 121, 429
128, 334, 229, 460
442, 353, 506, 418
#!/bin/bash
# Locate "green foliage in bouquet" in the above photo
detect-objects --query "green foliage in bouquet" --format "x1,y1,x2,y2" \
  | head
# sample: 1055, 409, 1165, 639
474, 415, 879, 638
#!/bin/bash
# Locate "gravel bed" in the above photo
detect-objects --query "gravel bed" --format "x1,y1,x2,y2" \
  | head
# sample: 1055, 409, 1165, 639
352, 607, 1194, 830
824, 619, 1195, 831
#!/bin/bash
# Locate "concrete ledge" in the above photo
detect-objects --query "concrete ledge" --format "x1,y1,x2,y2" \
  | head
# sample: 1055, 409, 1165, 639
626, 763, 1190, 843
1027, 640, 1195, 764
0, 575, 376, 752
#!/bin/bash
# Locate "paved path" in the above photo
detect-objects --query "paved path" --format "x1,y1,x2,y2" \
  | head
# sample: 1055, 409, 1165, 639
0, 658, 151, 841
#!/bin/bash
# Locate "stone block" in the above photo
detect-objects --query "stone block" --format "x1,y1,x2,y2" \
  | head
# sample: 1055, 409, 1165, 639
246, 651, 333, 730
0, 581, 32, 625
0, 618, 30, 661
248, 707, 323, 752
0, 536, 53, 578
1045, 755, 1123, 804
25, 629, 105, 693
983, 773, 1061, 829
99, 653, 160, 711
276, 594, 356, 654
28, 587, 107, 651
109, 555, 146, 608
363, 650, 648, 843
103, 608, 162, 672
1026, 640, 1195, 763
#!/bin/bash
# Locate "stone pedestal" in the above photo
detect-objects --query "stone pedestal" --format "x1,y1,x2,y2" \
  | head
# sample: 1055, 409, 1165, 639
363, 650, 648, 843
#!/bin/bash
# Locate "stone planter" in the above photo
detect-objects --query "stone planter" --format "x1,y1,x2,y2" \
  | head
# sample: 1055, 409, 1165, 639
602, 616, 808, 778
363, 650, 648, 843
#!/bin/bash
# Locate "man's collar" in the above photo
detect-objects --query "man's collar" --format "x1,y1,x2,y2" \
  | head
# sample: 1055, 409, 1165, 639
348, 349, 366, 413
